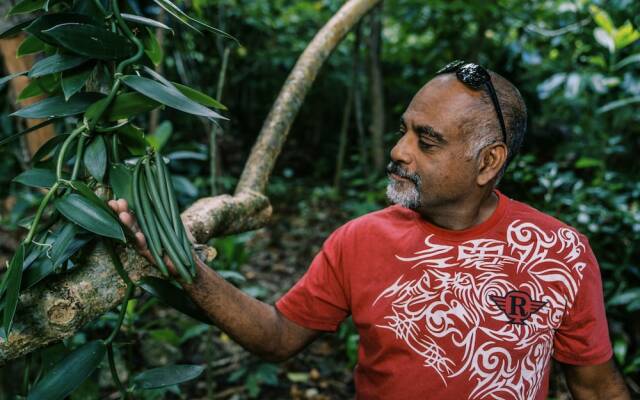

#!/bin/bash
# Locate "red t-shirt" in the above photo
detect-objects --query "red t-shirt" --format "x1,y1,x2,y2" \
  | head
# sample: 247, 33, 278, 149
276, 190, 613, 399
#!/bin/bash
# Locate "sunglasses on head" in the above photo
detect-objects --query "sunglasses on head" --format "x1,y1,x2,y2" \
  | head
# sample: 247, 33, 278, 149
436, 60, 507, 145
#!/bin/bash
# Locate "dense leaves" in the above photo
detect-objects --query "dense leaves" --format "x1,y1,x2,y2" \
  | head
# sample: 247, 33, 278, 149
27, 340, 106, 400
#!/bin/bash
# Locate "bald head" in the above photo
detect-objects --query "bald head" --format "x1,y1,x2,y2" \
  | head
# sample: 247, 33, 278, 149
419, 71, 527, 181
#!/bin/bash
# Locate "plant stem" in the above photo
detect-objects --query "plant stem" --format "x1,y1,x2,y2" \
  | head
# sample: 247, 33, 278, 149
112, 135, 121, 163
56, 125, 87, 180
107, 343, 129, 399
105, 240, 134, 286
86, 0, 145, 132
106, 282, 134, 344
24, 181, 60, 246
112, 0, 145, 76
71, 133, 89, 181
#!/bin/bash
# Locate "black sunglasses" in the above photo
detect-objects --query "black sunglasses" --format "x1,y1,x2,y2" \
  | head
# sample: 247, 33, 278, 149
436, 60, 507, 145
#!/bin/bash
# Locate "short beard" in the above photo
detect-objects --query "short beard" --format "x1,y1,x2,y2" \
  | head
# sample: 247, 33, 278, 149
385, 161, 422, 210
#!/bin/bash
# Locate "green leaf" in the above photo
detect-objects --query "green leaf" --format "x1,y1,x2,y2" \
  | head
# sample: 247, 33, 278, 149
18, 74, 60, 102
68, 180, 115, 216
575, 157, 603, 169
0, 71, 28, 90
25, 13, 98, 44
121, 75, 224, 119
22, 227, 92, 290
1, 244, 24, 339
27, 340, 106, 400
152, 0, 201, 32
139, 277, 213, 324
148, 328, 181, 346
146, 120, 172, 151
589, 5, 615, 34
614, 53, 640, 70
11, 92, 104, 118
121, 13, 173, 31
172, 82, 227, 110
597, 96, 640, 113
86, 92, 160, 123
117, 124, 147, 155
131, 365, 205, 390
48, 223, 82, 263
109, 164, 133, 207
0, 18, 36, 39
32, 133, 70, 162
152, 0, 238, 43
42, 23, 135, 60
143, 28, 163, 66
13, 168, 57, 188
29, 53, 88, 78
55, 193, 125, 241
17, 35, 46, 57
0, 118, 58, 147
18, 81, 45, 102
62, 65, 93, 101
8, 0, 47, 16
83, 135, 107, 182
22, 257, 53, 290
614, 21, 640, 50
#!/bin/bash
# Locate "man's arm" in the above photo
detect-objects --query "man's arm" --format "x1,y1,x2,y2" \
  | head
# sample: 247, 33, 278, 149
561, 358, 630, 400
109, 199, 321, 362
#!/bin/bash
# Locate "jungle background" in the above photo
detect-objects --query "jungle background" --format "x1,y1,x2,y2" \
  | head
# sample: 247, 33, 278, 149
0, 0, 639, 398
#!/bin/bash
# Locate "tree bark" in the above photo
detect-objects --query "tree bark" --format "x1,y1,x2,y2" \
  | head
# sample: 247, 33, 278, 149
0, 0, 382, 365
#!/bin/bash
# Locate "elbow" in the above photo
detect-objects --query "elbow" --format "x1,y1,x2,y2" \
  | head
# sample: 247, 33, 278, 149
252, 347, 297, 363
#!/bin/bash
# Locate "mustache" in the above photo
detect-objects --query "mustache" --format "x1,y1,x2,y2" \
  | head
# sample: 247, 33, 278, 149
386, 161, 420, 186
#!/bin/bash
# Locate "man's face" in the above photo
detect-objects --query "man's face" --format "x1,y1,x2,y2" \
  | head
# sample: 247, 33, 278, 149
386, 75, 484, 213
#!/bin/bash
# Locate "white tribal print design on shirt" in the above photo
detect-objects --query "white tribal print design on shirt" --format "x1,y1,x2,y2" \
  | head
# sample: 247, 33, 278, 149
373, 220, 587, 400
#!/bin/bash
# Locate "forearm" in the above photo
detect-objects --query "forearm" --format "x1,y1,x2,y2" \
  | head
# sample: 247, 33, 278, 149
181, 259, 314, 361
564, 359, 631, 400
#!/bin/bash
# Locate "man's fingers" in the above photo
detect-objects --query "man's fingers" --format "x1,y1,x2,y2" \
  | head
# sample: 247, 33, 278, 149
134, 231, 148, 250
108, 199, 118, 213
118, 211, 138, 231
117, 198, 128, 213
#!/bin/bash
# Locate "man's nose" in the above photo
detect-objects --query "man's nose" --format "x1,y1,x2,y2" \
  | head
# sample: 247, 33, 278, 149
390, 134, 412, 165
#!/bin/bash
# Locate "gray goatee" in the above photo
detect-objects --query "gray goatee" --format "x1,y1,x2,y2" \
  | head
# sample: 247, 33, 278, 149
385, 161, 422, 209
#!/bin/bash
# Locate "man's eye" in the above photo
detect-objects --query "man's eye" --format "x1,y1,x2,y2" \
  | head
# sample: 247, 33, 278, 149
419, 141, 433, 149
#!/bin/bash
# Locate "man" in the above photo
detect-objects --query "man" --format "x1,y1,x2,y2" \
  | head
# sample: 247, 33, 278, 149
110, 61, 630, 399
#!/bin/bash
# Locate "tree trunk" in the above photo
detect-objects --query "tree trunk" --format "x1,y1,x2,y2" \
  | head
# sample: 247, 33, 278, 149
0, 0, 383, 365
352, 23, 370, 179
368, 3, 385, 174
333, 32, 360, 191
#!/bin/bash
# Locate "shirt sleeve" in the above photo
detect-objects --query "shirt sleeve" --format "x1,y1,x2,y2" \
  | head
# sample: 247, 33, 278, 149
552, 235, 613, 365
275, 226, 350, 332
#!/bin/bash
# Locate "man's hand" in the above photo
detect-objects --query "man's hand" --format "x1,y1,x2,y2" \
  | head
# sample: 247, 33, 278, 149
107, 198, 320, 361
562, 358, 631, 399
108, 198, 154, 264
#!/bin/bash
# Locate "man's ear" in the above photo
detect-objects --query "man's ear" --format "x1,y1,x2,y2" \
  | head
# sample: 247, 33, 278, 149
476, 143, 508, 186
